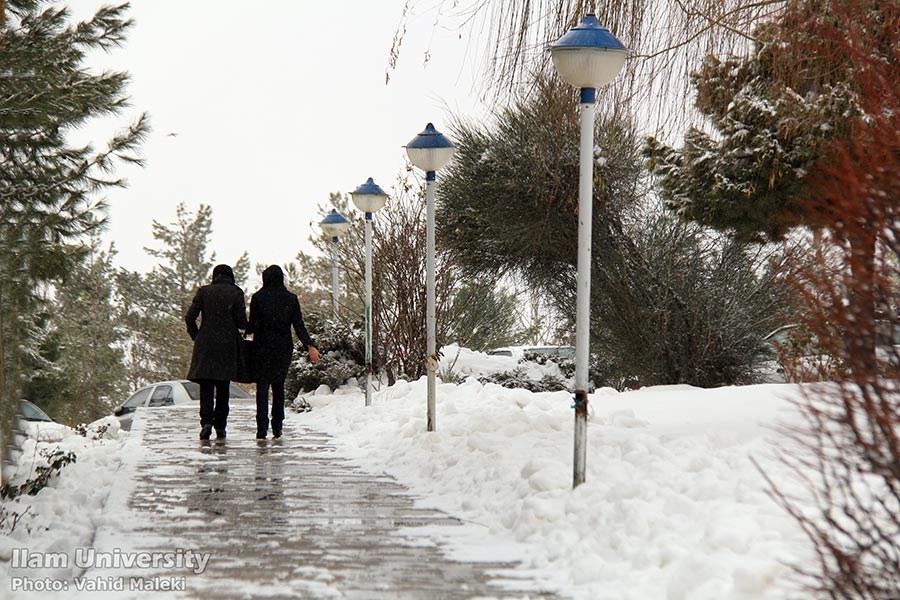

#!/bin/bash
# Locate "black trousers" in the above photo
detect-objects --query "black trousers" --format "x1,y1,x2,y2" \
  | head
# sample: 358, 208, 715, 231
256, 378, 285, 434
199, 380, 230, 432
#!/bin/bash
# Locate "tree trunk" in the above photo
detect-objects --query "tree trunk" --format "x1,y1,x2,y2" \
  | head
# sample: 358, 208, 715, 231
847, 227, 878, 381
0, 288, 5, 408
0, 289, 6, 487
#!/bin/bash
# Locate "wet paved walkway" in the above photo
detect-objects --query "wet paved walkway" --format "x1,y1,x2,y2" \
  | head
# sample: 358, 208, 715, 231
86, 402, 562, 599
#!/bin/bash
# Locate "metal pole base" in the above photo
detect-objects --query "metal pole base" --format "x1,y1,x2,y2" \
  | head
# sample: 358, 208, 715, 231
426, 358, 437, 432
573, 390, 588, 487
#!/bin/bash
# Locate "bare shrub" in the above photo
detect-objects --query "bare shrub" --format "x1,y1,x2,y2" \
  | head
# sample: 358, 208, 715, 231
766, 0, 900, 594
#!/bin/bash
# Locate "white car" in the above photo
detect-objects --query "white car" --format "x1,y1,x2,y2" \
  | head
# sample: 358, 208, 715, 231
487, 345, 576, 360
19, 399, 73, 442
113, 380, 253, 430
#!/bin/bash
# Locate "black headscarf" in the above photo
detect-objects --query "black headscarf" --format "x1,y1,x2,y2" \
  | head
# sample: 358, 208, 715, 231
262, 265, 285, 289
212, 264, 236, 284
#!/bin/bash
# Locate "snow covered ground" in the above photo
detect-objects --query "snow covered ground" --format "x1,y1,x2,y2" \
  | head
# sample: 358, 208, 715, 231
293, 345, 815, 600
0, 345, 819, 599
0, 418, 127, 599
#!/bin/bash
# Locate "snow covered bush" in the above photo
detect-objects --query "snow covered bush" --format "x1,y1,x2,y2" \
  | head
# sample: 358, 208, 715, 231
0, 422, 127, 586
0, 448, 76, 501
478, 368, 568, 393
475, 350, 580, 392
285, 313, 366, 398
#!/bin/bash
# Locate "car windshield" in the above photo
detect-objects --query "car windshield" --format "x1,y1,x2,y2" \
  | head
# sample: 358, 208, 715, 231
123, 387, 152, 408
230, 383, 252, 398
182, 382, 201, 400
148, 385, 174, 407
181, 382, 252, 399
20, 400, 52, 422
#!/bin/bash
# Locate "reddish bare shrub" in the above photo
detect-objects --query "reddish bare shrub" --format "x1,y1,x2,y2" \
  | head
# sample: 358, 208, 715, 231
768, 0, 900, 595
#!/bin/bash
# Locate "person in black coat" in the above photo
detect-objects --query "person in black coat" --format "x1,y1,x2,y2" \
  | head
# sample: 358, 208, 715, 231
185, 264, 248, 440
247, 265, 320, 439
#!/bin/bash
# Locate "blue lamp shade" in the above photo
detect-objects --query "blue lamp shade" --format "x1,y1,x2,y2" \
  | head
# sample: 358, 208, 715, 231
405, 123, 456, 172
320, 209, 351, 238
550, 14, 629, 89
350, 177, 389, 213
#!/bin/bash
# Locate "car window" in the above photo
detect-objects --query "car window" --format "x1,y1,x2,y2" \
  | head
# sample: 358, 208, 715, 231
182, 381, 201, 400
528, 347, 555, 355
20, 401, 52, 422
876, 320, 900, 346
148, 385, 174, 407
123, 387, 153, 408
180, 381, 251, 399
230, 383, 252, 398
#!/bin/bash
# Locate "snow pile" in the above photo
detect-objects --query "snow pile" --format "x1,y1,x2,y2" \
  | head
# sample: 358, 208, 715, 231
0, 418, 128, 588
297, 377, 812, 600
439, 343, 569, 382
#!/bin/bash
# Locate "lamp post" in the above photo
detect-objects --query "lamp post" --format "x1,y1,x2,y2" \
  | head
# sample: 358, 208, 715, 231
550, 14, 628, 488
405, 123, 456, 432
350, 178, 389, 407
320, 209, 352, 320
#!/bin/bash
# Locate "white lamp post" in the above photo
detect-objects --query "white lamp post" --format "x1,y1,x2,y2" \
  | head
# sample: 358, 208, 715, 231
550, 14, 628, 488
350, 178, 389, 407
405, 123, 456, 432
320, 209, 352, 320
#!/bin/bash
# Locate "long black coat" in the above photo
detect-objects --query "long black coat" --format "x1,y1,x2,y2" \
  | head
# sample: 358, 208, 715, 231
185, 272, 249, 381
247, 266, 313, 383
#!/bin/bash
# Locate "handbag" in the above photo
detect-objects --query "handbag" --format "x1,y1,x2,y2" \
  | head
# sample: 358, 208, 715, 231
236, 337, 256, 384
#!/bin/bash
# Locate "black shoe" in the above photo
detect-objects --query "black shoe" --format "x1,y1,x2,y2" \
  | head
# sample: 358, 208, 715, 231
256, 430, 266, 439
272, 429, 282, 439
215, 429, 226, 439
199, 424, 213, 440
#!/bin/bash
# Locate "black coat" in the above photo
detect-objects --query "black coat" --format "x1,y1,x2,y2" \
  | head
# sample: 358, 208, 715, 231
185, 272, 249, 381
247, 266, 313, 383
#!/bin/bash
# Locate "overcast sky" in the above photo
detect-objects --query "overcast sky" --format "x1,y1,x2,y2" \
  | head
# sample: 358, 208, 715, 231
67, 0, 489, 274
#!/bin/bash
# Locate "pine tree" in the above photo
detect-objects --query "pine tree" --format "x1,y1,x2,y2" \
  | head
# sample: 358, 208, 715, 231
445, 282, 531, 352
644, 4, 859, 243
0, 1, 147, 425
117, 203, 249, 386
439, 74, 786, 387
645, 0, 895, 375
26, 234, 128, 424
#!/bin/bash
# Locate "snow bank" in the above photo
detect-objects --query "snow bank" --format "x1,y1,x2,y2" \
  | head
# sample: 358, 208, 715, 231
0, 418, 127, 597
295, 377, 812, 600
439, 343, 569, 381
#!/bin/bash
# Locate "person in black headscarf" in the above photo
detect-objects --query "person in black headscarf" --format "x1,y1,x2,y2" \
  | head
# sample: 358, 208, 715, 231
185, 264, 248, 440
247, 265, 320, 439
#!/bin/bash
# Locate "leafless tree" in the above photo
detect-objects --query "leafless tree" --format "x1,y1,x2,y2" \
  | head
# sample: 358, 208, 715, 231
763, 1, 900, 594
388, 0, 785, 130
299, 174, 456, 383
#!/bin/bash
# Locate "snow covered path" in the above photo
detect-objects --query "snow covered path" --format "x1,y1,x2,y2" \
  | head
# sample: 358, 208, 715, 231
78, 402, 563, 599
295, 372, 814, 600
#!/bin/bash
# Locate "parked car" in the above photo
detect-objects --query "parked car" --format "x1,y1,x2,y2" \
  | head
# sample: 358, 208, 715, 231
487, 346, 576, 360
758, 321, 900, 382
112, 380, 253, 430
19, 399, 73, 442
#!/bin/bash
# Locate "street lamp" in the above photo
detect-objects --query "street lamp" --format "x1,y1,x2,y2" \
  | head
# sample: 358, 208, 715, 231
320, 209, 352, 320
350, 178, 389, 407
405, 123, 455, 432
550, 14, 628, 488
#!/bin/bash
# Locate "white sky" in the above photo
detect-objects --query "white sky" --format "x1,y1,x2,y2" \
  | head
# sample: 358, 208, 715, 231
67, 0, 491, 273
